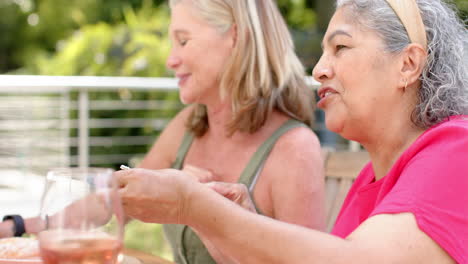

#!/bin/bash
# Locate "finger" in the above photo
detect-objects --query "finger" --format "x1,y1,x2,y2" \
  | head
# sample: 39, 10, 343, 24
205, 181, 231, 196
182, 166, 198, 181
205, 182, 246, 201
113, 169, 134, 188
184, 164, 206, 172
183, 165, 213, 183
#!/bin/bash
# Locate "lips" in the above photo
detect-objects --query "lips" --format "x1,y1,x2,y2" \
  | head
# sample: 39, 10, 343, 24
176, 73, 191, 86
317, 86, 338, 99
317, 86, 338, 108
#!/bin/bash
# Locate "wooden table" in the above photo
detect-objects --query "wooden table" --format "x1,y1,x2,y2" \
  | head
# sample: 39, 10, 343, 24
124, 248, 174, 264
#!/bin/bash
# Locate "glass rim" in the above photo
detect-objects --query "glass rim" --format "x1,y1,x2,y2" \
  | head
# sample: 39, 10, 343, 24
46, 167, 115, 182
47, 167, 114, 174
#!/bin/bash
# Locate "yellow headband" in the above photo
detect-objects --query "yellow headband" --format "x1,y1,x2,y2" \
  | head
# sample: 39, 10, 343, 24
385, 0, 427, 49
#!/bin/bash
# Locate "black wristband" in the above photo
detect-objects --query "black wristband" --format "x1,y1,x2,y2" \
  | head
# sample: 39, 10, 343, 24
2, 215, 26, 237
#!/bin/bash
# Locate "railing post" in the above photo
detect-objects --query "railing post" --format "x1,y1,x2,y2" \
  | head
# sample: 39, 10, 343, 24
348, 141, 361, 152
78, 89, 89, 168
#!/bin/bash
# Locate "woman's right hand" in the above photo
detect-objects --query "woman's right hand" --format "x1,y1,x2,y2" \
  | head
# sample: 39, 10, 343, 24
115, 168, 199, 224
205, 182, 256, 213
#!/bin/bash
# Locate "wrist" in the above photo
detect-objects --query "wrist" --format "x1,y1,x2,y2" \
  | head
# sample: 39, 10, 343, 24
2, 215, 25, 237
183, 182, 214, 228
179, 181, 203, 226
24, 216, 46, 234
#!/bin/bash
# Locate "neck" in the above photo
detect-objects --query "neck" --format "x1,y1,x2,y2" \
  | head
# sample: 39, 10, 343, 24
205, 100, 236, 140
359, 84, 426, 180
361, 116, 424, 181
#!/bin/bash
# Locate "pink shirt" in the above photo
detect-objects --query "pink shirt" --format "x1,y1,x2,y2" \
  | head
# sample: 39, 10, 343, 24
332, 116, 468, 264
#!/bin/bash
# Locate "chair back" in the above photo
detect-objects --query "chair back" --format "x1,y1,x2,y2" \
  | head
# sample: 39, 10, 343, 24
322, 148, 370, 232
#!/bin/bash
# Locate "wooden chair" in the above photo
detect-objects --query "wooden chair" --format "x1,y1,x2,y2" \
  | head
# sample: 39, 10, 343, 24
322, 148, 370, 232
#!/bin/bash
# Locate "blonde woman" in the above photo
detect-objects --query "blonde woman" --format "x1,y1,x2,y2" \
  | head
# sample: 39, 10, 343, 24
117, 0, 468, 263
136, 0, 325, 263
0, 1, 324, 262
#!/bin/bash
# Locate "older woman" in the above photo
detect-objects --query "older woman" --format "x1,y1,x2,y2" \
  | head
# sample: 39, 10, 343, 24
116, 0, 468, 263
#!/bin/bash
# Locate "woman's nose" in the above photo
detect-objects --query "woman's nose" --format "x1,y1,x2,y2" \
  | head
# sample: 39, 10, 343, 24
166, 51, 181, 70
312, 55, 334, 83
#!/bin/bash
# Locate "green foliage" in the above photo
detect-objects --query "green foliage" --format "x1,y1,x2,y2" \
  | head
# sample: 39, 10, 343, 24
30, 1, 170, 77
0, 1, 30, 71
277, 0, 317, 31
124, 221, 173, 261
454, 0, 468, 22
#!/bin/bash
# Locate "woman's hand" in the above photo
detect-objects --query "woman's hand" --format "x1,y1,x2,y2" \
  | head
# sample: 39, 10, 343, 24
183, 164, 217, 183
114, 168, 198, 224
0, 220, 14, 238
206, 182, 256, 213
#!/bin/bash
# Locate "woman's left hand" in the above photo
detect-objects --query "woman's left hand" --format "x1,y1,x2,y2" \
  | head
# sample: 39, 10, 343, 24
183, 164, 217, 183
114, 168, 198, 224
205, 182, 256, 213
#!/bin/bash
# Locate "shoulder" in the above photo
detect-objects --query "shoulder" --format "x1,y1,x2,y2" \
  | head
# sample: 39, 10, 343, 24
265, 122, 322, 180
387, 117, 468, 191
272, 124, 321, 159
417, 115, 468, 146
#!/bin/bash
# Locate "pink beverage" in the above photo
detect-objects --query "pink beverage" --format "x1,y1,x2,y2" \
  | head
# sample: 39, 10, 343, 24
39, 237, 122, 264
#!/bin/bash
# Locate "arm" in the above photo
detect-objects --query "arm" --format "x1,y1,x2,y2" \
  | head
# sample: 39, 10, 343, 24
188, 184, 455, 264
0, 216, 45, 237
1, 193, 115, 237
262, 127, 325, 230
116, 168, 455, 264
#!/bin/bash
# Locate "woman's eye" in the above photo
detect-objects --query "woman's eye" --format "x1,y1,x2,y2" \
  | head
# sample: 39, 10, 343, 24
179, 39, 188, 46
336, 45, 347, 51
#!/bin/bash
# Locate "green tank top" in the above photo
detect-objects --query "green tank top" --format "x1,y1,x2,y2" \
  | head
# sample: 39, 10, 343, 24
164, 119, 307, 264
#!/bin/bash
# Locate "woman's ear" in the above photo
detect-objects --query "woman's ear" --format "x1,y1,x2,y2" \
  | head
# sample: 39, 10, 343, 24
399, 43, 427, 89
230, 24, 238, 48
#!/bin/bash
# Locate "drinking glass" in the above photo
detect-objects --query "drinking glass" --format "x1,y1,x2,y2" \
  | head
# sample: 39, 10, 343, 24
38, 168, 124, 264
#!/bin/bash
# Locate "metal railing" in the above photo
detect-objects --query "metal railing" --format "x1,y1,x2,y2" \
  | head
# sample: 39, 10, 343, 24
0, 75, 355, 174
0, 75, 182, 172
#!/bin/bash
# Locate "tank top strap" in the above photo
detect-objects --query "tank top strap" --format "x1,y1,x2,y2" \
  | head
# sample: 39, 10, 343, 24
238, 119, 308, 189
172, 132, 195, 170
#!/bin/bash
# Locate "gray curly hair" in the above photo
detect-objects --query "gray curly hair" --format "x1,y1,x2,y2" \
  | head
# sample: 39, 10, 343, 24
337, 0, 468, 128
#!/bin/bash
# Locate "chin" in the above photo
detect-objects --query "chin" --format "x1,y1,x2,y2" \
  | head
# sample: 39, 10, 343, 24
179, 90, 196, 105
324, 114, 345, 135
179, 94, 191, 104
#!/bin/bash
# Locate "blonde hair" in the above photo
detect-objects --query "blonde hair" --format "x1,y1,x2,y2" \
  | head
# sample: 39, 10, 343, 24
169, 0, 314, 136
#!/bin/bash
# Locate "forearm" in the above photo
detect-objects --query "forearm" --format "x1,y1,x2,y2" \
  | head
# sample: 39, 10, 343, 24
0, 216, 45, 237
186, 188, 352, 264
24, 216, 46, 234
192, 228, 239, 264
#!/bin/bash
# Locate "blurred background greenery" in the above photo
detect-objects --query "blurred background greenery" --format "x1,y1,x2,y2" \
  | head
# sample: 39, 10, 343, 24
1, 0, 466, 261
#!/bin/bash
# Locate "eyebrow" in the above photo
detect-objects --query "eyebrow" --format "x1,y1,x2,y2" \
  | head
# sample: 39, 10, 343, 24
321, 30, 353, 49
174, 29, 189, 34
171, 29, 189, 37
